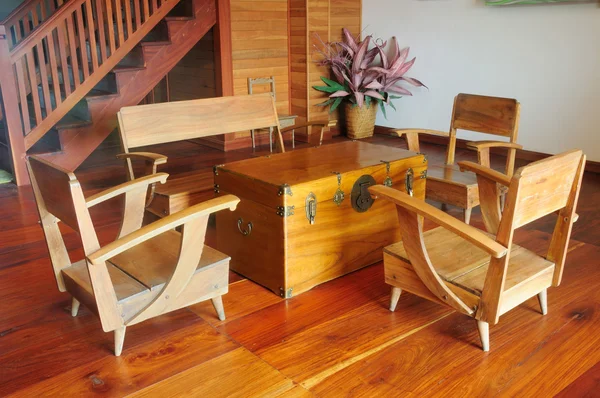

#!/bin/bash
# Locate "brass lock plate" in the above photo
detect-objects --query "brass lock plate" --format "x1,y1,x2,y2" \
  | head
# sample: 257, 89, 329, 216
351, 175, 376, 213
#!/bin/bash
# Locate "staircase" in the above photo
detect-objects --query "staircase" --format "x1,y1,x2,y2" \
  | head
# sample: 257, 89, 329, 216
0, 0, 223, 185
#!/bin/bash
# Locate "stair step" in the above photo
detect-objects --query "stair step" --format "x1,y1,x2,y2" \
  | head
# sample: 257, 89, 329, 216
55, 113, 92, 130
86, 89, 120, 102
140, 40, 171, 47
164, 16, 194, 21
112, 65, 146, 73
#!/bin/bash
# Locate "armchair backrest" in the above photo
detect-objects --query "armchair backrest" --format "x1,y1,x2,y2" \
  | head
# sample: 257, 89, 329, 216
477, 149, 585, 323
447, 93, 520, 173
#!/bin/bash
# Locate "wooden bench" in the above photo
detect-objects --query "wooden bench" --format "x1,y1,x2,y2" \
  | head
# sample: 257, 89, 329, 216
117, 93, 331, 217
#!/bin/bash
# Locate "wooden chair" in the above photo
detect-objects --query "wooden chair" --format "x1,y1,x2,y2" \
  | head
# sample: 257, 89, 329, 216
27, 155, 240, 356
370, 149, 585, 351
394, 93, 522, 224
117, 93, 331, 217
248, 76, 298, 151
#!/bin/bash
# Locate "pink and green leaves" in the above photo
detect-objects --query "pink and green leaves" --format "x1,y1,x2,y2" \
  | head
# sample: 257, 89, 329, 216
313, 28, 426, 115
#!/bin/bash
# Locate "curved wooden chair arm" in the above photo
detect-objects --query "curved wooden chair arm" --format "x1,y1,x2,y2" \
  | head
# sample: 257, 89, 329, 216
116, 152, 168, 165
466, 141, 523, 151
369, 185, 507, 258
88, 195, 240, 265
458, 161, 511, 187
86, 173, 169, 208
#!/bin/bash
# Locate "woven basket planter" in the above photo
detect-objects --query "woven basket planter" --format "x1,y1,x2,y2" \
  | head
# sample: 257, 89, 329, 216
344, 103, 378, 139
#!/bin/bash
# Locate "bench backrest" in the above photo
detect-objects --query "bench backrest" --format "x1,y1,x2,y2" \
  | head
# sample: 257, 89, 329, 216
117, 93, 285, 151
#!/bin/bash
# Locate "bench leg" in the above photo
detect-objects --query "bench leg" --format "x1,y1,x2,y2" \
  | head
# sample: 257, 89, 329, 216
269, 127, 273, 153
251, 129, 256, 149
292, 129, 295, 149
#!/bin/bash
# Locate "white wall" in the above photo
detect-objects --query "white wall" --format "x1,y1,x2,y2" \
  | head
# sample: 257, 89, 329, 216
363, 0, 600, 161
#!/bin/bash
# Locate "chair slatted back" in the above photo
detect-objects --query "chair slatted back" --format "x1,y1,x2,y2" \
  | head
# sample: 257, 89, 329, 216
508, 150, 584, 229
451, 94, 520, 138
118, 93, 282, 149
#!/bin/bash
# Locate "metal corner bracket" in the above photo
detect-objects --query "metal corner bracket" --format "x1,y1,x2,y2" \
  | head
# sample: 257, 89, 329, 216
278, 183, 293, 196
213, 164, 224, 175
279, 287, 293, 298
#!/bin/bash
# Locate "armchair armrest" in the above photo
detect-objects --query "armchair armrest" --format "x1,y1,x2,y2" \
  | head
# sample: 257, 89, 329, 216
86, 173, 169, 208
88, 195, 240, 265
389, 129, 449, 152
458, 161, 511, 187
466, 141, 523, 151
369, 185, 508, 259
116, 152, 168, 165
391, 128, 450, 138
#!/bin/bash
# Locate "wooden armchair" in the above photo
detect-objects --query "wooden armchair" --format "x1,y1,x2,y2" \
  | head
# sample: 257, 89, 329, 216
370, 149, 585, 351
27, 155, 239, 356
393, 93, 522, 223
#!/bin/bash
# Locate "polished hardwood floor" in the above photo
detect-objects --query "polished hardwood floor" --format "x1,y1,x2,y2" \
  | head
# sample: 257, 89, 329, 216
0, 134, 599, 397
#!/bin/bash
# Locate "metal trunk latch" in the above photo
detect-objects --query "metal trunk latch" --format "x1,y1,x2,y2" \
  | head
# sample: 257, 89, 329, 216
305, 192, 317, 224
351, 175, 376, 213
405, 168, 414, 197
331, 171, 345, 206
380, 160, 393, 187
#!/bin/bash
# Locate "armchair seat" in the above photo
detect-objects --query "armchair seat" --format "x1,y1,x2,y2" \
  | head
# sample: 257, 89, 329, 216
385, 227, 555, 298
62, 232, 230, 309
109, 230, 230, 290
384, 227, 554, 304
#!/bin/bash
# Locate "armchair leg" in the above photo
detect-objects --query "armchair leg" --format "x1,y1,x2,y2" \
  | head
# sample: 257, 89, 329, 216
464, 208, 472, 225
114, 326, 127, 356
441, 203, 448, 212
211, 296, 226, 321
538, 289, 548, 315
71, 297, 80, 317
477, 320, 490, 352
389, 287, 402, 311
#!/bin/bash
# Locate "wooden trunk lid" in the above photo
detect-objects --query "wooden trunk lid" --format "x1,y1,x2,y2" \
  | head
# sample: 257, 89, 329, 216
214, 141, 426, 210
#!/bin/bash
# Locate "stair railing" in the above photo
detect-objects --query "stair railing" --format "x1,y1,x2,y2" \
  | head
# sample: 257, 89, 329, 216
0, 0, 182, 184
1, 0, 69, 50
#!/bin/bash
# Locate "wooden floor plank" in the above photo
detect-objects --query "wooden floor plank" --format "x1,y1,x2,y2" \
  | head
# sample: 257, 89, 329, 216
189, 279, 283, 327
0, 310, 205, 396
7, 314, 239, 397
129, 347, 296, 398
308, 243, 600, 397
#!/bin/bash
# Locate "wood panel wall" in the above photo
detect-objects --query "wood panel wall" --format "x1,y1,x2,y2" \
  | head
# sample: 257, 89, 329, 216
290, 0, 362, 139
169, 29, 217, 101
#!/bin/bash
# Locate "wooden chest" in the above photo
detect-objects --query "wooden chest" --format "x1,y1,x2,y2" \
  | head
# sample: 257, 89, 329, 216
215, 141, 427, 297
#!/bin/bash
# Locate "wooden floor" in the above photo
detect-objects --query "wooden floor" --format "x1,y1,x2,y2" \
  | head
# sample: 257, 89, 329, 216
1, 135, 599, 397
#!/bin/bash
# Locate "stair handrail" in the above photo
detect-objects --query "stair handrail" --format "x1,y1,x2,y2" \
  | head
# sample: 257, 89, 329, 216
1, 0, 68, 49
8, 0, 86, 62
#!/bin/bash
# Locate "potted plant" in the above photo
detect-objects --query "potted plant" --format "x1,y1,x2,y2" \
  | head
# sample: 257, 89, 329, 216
313, 29, 426, 139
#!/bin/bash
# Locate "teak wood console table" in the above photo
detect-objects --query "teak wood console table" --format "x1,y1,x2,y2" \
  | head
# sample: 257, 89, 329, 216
214, 141, 427, 297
